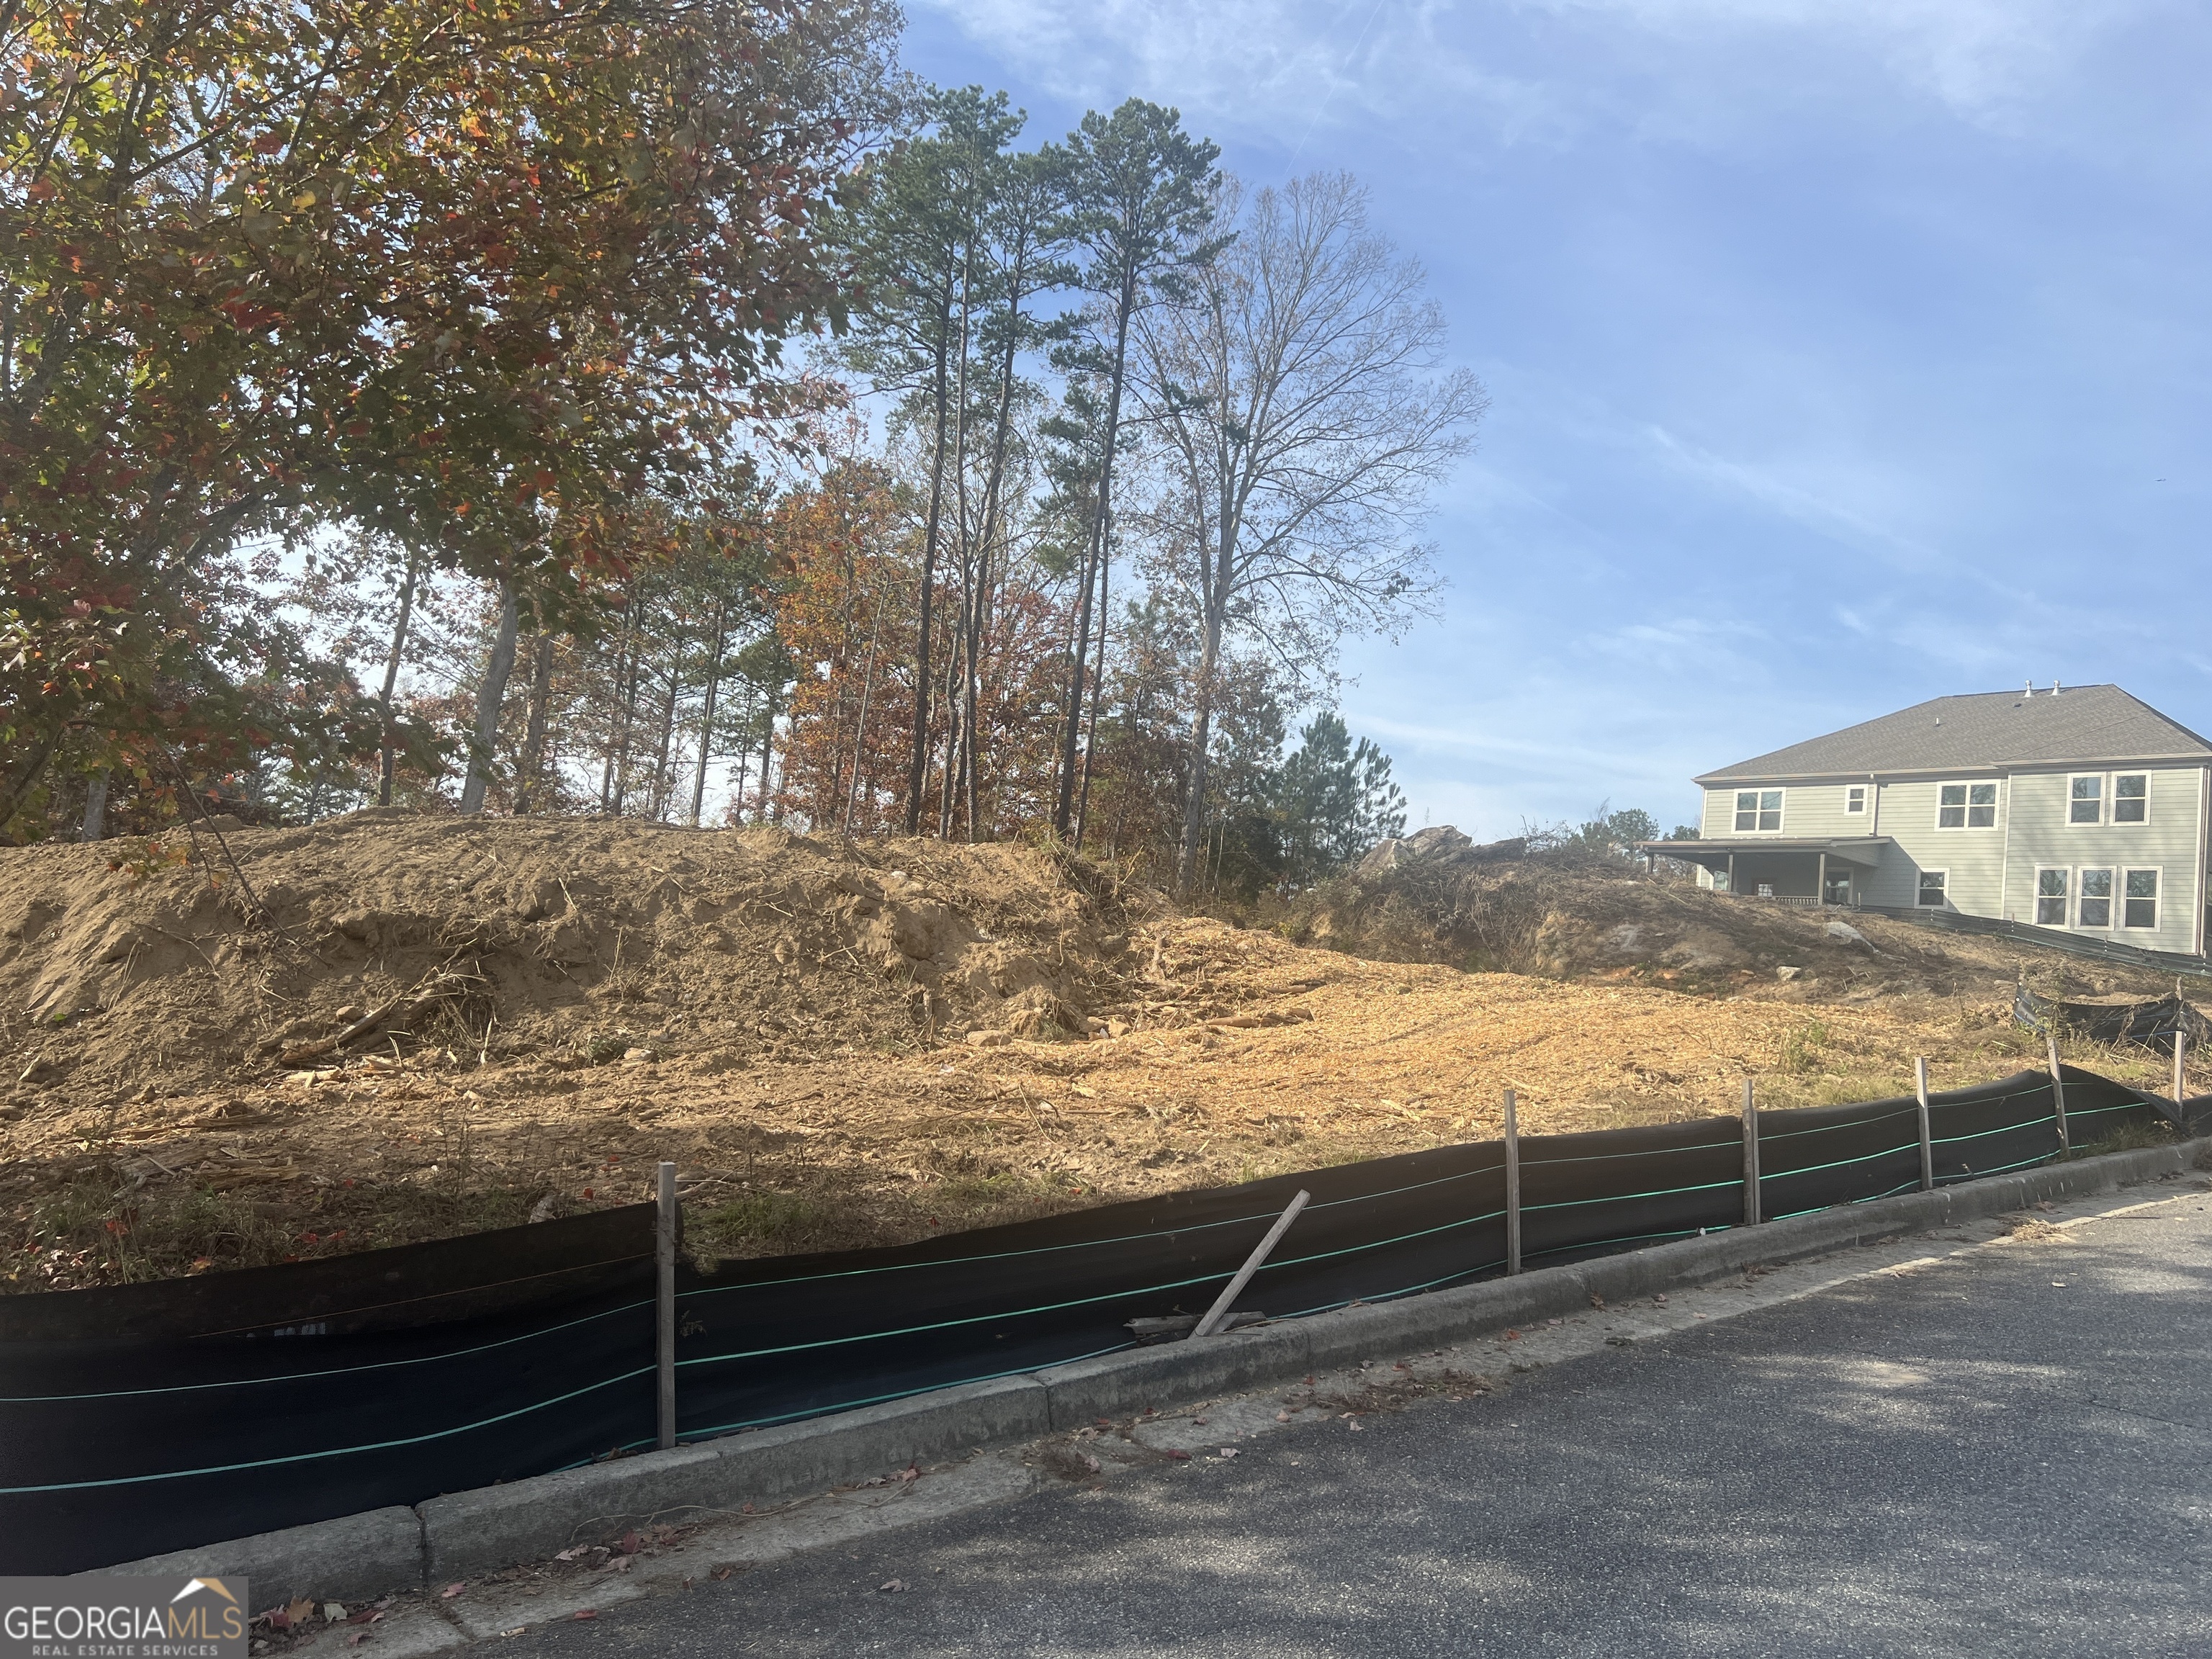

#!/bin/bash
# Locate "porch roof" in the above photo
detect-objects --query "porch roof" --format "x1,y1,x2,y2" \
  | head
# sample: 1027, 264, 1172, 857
1635, 836, 1892, 872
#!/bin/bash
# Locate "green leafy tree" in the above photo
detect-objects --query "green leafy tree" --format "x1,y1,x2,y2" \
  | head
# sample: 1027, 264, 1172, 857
1274, 712, 1406, 886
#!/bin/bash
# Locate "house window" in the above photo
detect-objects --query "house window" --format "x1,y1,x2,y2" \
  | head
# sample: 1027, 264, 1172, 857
1734, 788, 1782, 832
2036, 868, 2068, 927
1937, 782, 1997, 829
2124, 868, 2159, 930
2114, 773, 2149, 824
2077, 868, 2113, 927
1917, 870, 1947, 907
2069, 775, 2103, 824
1845, 786, 1866, 815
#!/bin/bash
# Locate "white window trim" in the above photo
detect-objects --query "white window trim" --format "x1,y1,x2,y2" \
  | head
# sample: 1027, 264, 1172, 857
2113, 771, 2152, 827
2031, 866, 2069, 928
2067, 772, 2107, 827
1933, 779, 2000, 831
2074, 865, 2116, 930
1731, 787, 1786, 835
1916, 868, 1949, 908
2122, 866, 2162, 932
1844, 785, 1867, 816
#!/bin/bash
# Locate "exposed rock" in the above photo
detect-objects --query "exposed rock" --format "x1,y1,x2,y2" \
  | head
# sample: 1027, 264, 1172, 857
1357, 825, 1527, 878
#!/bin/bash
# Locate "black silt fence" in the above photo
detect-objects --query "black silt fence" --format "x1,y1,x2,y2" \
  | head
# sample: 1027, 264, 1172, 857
0, 1069, 2175, 1573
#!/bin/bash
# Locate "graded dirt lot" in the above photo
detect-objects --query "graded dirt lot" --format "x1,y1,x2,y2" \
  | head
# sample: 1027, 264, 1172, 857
0, 814, 2190, 1291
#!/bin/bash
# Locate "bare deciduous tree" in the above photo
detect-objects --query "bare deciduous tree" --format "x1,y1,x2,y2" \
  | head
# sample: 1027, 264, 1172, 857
1131, 171, 1486, 895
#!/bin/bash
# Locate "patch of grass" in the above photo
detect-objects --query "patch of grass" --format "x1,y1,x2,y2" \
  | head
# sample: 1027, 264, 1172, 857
690, 1190, 829, 1254
1779, 1019, 1833, 1076
2069, 1120, 2177, 1159
6, 1174, 295, 1290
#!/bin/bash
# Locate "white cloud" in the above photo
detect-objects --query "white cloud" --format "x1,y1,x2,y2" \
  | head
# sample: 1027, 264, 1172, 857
917, 0, 2162, 160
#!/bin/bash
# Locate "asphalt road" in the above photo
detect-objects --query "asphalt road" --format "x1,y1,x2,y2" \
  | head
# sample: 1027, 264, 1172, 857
495, 1191, 2212, 1657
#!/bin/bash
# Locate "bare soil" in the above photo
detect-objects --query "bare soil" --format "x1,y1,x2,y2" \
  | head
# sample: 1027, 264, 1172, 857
1, 815, 2189, 1292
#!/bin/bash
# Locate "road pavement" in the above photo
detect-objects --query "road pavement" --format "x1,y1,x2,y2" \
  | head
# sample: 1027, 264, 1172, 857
487, 1186, 2212, 1656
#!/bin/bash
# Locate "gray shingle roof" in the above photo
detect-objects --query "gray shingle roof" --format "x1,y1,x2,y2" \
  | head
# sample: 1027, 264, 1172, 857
1696, 685, 2212, 783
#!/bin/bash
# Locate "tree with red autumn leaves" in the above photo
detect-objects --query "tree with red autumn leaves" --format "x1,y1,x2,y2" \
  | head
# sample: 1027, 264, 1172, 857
1, 0, 902, 836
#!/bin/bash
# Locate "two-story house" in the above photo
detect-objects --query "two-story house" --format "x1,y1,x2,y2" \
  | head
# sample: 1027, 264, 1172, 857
1642, 684, 2212, 957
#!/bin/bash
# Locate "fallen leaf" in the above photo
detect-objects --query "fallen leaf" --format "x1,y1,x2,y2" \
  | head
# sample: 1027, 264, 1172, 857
287, 1598, 315, 1627
346, 1634, 367, 1648
620, 1529, 640, 1555
1348, 1419, 1364, 1431
440, 1583, 465, 1599
1653, 1294, 1668, 1304
897, 1462, 920, 1483
324, 1602, 348, 1622
500, 1628, 529, 1639
1275, 1410, 1292, 1422
1218, 1448, 1239, 1458
1164, 1448, 1191, 1461
711, 1566, 734, 1581
878, 1579, 907, 1593
572, 1610, 598, 1621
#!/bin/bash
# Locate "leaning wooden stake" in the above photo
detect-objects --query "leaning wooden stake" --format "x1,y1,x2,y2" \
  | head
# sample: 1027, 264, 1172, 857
1741, 1079, 1761, 1226
2046, 1033, 2070, 1156
2175, 1025, 2189, 1112
1192, 1189, 1309, 1338
1913, 1057, 1935, 1192
656, 1161, 678, 1450
1503, 1088, 1523, 1276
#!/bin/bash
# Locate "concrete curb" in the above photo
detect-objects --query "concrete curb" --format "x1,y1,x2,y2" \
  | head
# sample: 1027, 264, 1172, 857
84, 1136, 2208, 1601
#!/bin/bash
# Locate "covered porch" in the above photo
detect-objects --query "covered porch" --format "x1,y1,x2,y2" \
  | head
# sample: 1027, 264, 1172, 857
1635, 837, 1892, 908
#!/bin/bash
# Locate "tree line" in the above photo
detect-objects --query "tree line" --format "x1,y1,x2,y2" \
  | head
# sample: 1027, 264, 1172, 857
3, 4, 1479, 895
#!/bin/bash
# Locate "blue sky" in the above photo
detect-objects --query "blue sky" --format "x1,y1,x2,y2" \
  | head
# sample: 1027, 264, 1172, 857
901, 0, 2211, 839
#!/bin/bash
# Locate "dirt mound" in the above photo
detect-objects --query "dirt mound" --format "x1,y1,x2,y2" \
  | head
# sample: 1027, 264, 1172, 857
1275, 845, 2186, 1005
2, 817, 2185, 1297
1, 812, 1151, 1107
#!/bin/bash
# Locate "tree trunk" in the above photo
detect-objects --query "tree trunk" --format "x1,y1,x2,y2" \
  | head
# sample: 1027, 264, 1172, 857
610, 635, 644, 815
1176, 607, 1225, 897
1056, 271, 1138, 835
1072, 515, 1111, 848
376, 555, 422, 807
459, 579, 520, 814
599, 590, 639, 811
760, 680, 783, 822
516, 618, 556, 814
904, 305, 955, 834
689, 599, 727, 827
842, 590, 886, 835
647, 667, 679, 822
79, 768, 109, 840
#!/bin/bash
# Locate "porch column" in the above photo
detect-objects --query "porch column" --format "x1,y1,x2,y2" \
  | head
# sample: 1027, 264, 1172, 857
1726, 851, 1735, 896
1817, 852, 1828, 907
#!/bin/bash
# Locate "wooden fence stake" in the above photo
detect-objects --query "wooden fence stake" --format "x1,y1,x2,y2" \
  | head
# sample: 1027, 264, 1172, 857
1741, 1079, 1761, 1226
656, 1160, 678, 1450
1503, 1088, 1523, 1276
1914, 1057, 1934, 1192
2175, 1025, 2189, 1112
1192, 1189, 1309, 1337
2046, 1033, 2070, 1156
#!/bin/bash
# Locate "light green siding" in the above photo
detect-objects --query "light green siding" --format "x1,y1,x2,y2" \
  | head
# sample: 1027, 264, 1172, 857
1694, 763, 2206, 951
1699, 781, 1877, 839
1997, 767, 2204, 953
1868, 777, 2008, 915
